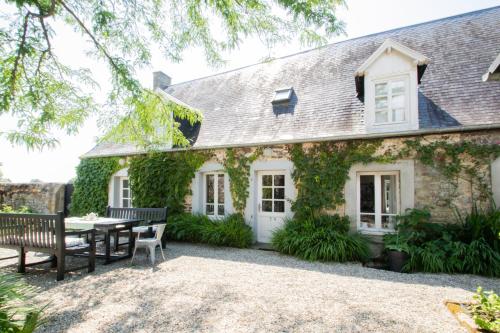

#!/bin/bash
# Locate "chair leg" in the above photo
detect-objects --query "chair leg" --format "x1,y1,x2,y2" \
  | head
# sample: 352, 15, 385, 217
131, 246, 137, 264
159, 244, 165, 261
149, 246, 155, 265
50, 255, 57, 268
56, 255, 65, 281
17, 247, 25, 273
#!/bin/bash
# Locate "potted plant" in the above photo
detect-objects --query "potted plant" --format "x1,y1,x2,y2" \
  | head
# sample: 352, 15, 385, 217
383, 232, 410, 272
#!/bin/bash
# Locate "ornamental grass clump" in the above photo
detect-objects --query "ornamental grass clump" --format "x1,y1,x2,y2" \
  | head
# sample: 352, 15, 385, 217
0, 273, 43, 333
166, 213, 253, 248
386, 206, 500, 277
272, 214, 370, 262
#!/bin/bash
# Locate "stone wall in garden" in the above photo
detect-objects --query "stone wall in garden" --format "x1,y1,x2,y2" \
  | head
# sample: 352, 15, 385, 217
0, 183, 66, 214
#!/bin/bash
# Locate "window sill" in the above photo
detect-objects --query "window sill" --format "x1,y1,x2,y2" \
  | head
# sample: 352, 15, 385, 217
358, 228, 395, 236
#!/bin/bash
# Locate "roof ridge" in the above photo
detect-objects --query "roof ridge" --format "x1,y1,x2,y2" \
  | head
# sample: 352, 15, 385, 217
166, 5, 500, 89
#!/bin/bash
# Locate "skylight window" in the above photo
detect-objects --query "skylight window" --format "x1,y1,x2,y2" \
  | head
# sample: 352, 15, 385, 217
272, 87, 293, 104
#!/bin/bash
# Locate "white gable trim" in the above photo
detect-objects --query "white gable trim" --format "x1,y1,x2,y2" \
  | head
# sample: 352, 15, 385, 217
355, 39, 430, 77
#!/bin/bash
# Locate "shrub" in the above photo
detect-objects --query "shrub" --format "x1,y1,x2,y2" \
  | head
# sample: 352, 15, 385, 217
0, 273, 43, 332
469, 287, 500, 333
388, 207, 500, 277
166, 213, 253, 248
0, 204, 32, 213
272, 214, 370, 262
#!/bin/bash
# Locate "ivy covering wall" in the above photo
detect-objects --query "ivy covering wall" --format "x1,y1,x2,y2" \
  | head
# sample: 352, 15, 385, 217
289, 140, 392, 219
70, 157, 120, 216
222, 148, 262, 214
128, 151, 209, 214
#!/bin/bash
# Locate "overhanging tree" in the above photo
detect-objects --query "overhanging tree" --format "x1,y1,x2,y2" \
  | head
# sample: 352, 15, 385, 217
0, 0, 346, 150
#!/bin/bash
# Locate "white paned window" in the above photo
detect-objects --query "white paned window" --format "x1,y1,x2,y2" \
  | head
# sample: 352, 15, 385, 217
120, 177, 132, 208
357, 171, 399, 232
205, 173, 225, 217
374, 79, 407, 124
261, 174, 286, 213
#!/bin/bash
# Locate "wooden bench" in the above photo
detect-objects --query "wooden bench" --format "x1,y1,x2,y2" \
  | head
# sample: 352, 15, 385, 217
0, 212, 96, 281
106, 207, 168, 250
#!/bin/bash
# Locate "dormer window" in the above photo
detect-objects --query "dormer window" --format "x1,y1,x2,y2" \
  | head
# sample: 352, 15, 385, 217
272, 87, 293, 104
374, 77, 408, 124
355, 39, 429, 133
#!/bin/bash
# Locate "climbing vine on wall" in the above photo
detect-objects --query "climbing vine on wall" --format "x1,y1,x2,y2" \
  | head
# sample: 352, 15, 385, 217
71, 157, 121, 216
400, 138, 500, 204
289, 140, 394, 220
223, 147, 263, 214
128, 150, 210, 214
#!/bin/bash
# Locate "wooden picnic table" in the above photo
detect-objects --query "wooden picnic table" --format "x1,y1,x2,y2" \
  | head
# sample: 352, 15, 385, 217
65, 217, 142, 264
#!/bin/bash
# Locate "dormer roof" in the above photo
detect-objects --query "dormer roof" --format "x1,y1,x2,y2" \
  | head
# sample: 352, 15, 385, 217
354, 39, 430, 77
483, 53, 500, 81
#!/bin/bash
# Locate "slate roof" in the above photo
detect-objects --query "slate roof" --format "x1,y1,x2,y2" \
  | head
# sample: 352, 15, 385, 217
83, 6, 500, 158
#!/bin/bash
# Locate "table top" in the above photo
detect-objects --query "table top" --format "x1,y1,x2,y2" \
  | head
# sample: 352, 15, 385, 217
65, 217, 142, 230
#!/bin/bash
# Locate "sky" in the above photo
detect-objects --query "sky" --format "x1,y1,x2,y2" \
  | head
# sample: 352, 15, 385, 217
1, 0, 499, 183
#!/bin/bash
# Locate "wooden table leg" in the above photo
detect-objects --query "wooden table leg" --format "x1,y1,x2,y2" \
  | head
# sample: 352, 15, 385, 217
127, 227, 135, 258
18, 247, 25, 273
104, 232, 111, 265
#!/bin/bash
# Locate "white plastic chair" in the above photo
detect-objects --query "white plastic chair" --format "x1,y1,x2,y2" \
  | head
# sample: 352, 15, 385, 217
131, 224, 166, 265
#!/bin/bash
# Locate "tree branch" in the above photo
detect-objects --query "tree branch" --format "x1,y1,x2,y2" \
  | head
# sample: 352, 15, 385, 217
10, 13, 30, 97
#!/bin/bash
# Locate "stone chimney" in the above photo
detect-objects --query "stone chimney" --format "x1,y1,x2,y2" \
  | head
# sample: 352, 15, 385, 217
153, 71, 172, 90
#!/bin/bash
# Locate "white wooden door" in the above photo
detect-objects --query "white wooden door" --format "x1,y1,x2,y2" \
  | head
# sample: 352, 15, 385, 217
256, 171, 287, 243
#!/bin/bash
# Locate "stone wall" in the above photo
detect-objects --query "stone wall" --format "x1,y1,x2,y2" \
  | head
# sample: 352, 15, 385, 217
0, 183, 66, 214
184, 129, 500, 222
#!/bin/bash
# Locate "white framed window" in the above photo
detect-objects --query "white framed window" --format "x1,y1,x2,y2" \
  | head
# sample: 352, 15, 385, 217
373, 76, 409, 125
204, 173, 225, 217
259, 173, 286, 214
357, 171, 399, 232
120, 177, 132, 208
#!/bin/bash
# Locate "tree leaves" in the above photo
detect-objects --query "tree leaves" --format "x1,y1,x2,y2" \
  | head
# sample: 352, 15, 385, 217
1, 0, 346, 149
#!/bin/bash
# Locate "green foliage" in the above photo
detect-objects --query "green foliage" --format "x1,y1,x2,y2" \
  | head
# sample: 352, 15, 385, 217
272, 214, 370, 262
128, 151, 209, 214
223, 148, 262, 214
1, 0, 345, 149
469, 287, 500, 333
166, 213, 253, 248
401, 139, 500, 203
101, 90, 203, 149
289, 141, 391, 219
386, 208, 500, 277
0, 204, 32, 213
0, 273, 43, 333
70, 157, 120, 216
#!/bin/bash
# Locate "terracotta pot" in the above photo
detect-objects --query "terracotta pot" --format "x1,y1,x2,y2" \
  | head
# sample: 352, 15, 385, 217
387, 250, 408, 272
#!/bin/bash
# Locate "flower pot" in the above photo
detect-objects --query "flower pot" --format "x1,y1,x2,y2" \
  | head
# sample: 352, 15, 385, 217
387, 250, 408, 272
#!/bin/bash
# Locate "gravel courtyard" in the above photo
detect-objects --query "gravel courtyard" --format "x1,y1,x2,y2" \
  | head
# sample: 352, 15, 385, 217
0, 242, 498, 333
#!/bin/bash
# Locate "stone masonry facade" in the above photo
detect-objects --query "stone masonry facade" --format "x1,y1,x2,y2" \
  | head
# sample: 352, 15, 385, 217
183, 129, 500, 223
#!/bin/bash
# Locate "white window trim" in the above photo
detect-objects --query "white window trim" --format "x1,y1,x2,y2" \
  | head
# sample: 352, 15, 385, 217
119, 176, 132, 208
356, 171, 400, 234
372, 75, 410, 126
345, 160, 414, 236
203, 172, 226, 218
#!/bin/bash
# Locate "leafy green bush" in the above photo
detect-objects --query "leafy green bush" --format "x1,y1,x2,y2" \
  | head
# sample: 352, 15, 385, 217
128, 151, 209, 214
166, 213, 253, 248
386, 207, 500, 277
0, 204, 32, 213
272, 214, 370, 262
0, 273, 43, 332
469, 287, 500, 333
71, 157, 120, 216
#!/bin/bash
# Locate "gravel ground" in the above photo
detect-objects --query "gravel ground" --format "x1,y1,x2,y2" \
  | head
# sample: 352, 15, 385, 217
0, 242, 498, 333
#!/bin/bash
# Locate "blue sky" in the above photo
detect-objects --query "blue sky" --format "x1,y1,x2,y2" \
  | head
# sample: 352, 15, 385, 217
1, 0, 499, 182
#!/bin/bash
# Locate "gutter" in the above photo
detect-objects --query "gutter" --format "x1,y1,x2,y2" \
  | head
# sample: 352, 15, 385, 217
81, 123, 500, 159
